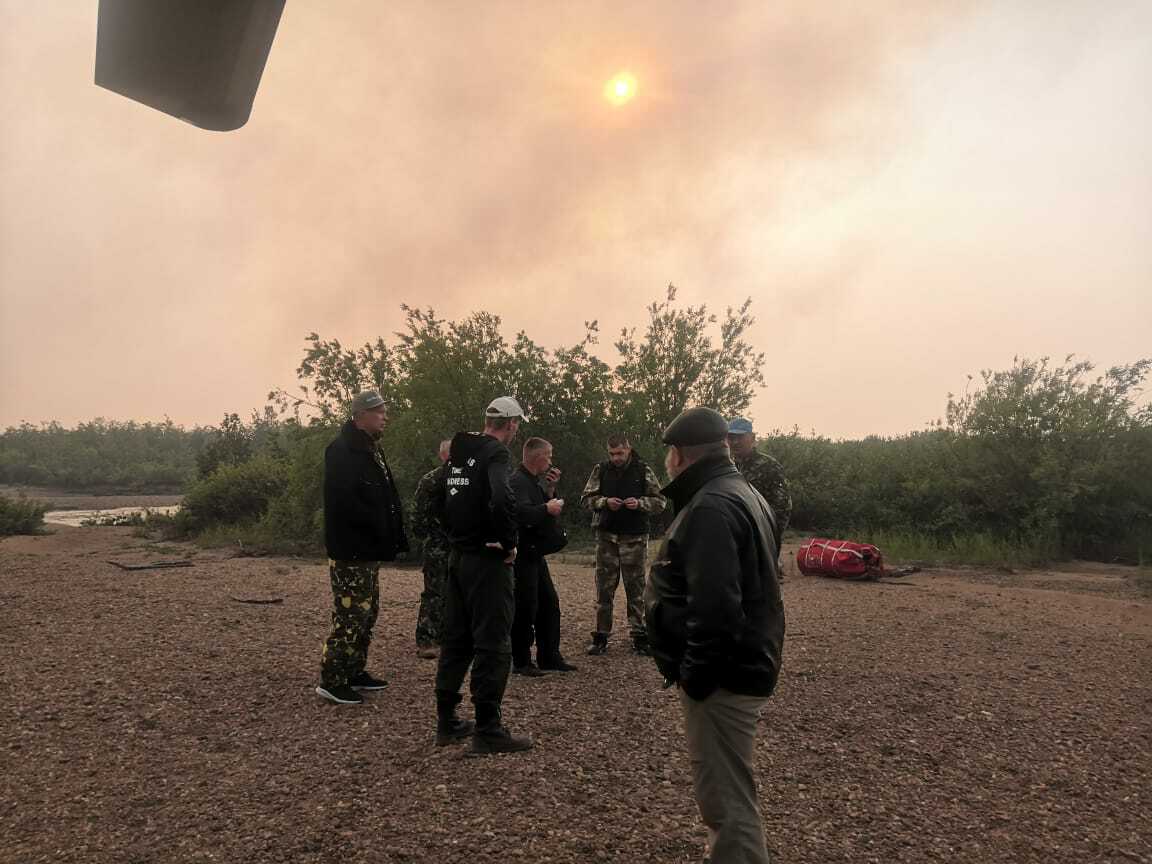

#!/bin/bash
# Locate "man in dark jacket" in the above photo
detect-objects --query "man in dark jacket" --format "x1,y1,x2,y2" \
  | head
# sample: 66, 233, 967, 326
510, 437, 577, 676
316, 389, 408, 706
434, 396, 533, 754
645, 407, 785, 864
579, 435, 666, 656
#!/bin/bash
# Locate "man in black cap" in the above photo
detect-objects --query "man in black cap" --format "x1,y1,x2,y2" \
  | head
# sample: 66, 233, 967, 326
433, 396, 533, 754
645, 407, 785, 864
316, 389, 408, 705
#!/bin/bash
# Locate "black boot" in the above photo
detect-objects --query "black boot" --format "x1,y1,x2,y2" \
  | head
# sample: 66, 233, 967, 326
435, 690, 475, 746
471, 702, 532, 755
631, 631, 652, 657
585, 632, 608, 656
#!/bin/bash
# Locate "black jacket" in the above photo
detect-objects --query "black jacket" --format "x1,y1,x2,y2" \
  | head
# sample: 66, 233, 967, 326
323, 421, 408, 561
510, 465, 567, 557
644, 454, 785, 700
444, 432, 518, 553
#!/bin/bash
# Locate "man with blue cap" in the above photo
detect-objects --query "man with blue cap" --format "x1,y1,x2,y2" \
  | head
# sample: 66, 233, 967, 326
726, 416, 792, 534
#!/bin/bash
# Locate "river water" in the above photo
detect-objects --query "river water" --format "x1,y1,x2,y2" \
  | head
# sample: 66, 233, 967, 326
43, 505, 182, 527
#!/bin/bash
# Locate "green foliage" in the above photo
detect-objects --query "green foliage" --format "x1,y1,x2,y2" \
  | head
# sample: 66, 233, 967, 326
763, 355, 1152, 563
0, 493, 47, 535
0, 419, 206, 490
614, 284, 765, 447
177, 456, 289, 534
861, 530, 1062, 568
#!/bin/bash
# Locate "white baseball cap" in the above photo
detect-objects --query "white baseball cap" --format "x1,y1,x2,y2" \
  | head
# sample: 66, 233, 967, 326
485, 396, 527, 420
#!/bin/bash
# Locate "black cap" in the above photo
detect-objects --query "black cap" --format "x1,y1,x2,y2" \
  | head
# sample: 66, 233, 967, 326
662, 407, 730, 446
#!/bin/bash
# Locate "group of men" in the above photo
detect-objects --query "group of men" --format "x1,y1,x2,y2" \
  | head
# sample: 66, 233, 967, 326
313, 389, 790, 863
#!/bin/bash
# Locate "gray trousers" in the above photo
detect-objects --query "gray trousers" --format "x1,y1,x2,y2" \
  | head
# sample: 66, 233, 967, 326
680, 688, 771, 864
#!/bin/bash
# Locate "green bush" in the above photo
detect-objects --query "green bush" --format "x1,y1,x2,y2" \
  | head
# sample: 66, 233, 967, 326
177, 457, 289, 534
0, 493, 47, 536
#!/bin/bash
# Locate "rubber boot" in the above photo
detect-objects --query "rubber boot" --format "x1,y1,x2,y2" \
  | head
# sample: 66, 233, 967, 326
470, 702, 532, 755
585, 631, 609, 656
435, 690, 475, 746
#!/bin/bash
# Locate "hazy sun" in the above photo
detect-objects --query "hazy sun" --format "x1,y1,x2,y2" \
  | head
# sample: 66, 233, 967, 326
604, 72, 637, 106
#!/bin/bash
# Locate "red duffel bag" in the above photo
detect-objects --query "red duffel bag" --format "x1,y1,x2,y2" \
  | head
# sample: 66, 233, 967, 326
796, 538, 884, 581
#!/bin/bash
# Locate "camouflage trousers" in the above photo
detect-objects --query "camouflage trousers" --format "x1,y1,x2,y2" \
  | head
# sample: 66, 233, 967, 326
594, 532, 649, 637
320, 560, 380, 688
415, 548, 450, 647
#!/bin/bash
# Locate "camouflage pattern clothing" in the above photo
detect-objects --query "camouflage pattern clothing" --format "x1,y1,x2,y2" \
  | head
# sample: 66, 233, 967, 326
320, 560, 380, 688
593, 532, 650, 637
735, 450, 792, 533
581, 459, 666, 640
579, 461, 667, 522
412, 464, 451, 647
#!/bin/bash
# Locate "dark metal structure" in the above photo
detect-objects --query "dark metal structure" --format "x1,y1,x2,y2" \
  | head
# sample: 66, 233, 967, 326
94, 0, 286, 131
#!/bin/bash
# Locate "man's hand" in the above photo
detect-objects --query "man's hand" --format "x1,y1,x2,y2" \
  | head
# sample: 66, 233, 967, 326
606, 497, 624, 511
544, 467, 562, 485
624, 497, 640, 510
485, 541, 517, 564
546, 498, 564, 517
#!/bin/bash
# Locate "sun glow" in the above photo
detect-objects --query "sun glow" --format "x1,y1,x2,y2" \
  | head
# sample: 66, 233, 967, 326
604, 72, 638, 106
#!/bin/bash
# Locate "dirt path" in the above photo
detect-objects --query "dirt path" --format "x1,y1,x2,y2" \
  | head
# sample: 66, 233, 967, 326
1, 528, 1149, 863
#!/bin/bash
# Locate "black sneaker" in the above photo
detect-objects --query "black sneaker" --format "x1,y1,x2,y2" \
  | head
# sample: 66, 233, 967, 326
470, 726, 533, 755
513, 663, 546, 677
631, 642, 653, 657
349, 671, 389, 690
435, 718, 476, 747
538, 657, 578, 672
316, 684, 363, 705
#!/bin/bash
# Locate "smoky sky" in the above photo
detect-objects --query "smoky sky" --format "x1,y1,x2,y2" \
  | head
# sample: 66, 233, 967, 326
1, 1, 1149, 437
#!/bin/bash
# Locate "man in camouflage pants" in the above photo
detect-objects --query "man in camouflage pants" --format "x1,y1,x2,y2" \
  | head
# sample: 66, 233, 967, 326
580, 434, 667, 656
317, 390, 408, 705
412, 439, 451, 659
727, 417, 792, 547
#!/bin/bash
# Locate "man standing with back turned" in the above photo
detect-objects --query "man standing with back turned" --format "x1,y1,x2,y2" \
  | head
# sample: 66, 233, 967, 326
433, 396, 533, 754
580, 434, 666, 656
316, 389, 408, 705
646, 407, 785, 863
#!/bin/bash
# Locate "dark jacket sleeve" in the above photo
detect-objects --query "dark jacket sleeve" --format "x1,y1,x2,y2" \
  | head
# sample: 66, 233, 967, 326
679, 503, 746, 700
510, 471, 549, 527
324, 444, 379, 533
486, 445, 519, 550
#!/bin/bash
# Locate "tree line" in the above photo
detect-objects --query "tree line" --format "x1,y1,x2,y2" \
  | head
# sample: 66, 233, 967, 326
2, 289, 1149, 563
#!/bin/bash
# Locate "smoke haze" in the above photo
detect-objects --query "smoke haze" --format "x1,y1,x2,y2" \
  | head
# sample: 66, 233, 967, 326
1, 1, 1148, 436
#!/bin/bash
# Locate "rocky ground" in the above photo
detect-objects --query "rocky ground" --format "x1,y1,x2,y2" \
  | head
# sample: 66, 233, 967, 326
1, 527, 1149, 863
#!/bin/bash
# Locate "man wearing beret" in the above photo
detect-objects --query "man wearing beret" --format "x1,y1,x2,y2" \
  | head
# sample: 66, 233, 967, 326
645, 407, 785, 864
726, 417, 792, 536
316, 389, 409, 705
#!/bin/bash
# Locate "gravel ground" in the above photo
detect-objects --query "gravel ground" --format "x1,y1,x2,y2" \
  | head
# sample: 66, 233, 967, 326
1, 527, 1149, 864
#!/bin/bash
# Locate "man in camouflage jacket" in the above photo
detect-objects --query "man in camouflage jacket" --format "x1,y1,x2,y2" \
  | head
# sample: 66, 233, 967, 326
727, 417, 792, 534
579, 434, 667, 655
411, 439, 452, 658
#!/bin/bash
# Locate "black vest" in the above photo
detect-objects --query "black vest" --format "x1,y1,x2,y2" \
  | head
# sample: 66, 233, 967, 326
598, 457, 649, 536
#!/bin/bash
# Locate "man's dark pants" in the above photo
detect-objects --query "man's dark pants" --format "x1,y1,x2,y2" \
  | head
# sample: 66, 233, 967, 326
511, 555, 561, 668
435, 549, 515, 730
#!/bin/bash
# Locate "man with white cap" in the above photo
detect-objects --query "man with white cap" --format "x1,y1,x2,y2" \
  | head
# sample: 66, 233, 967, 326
433, 396, 534, 754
